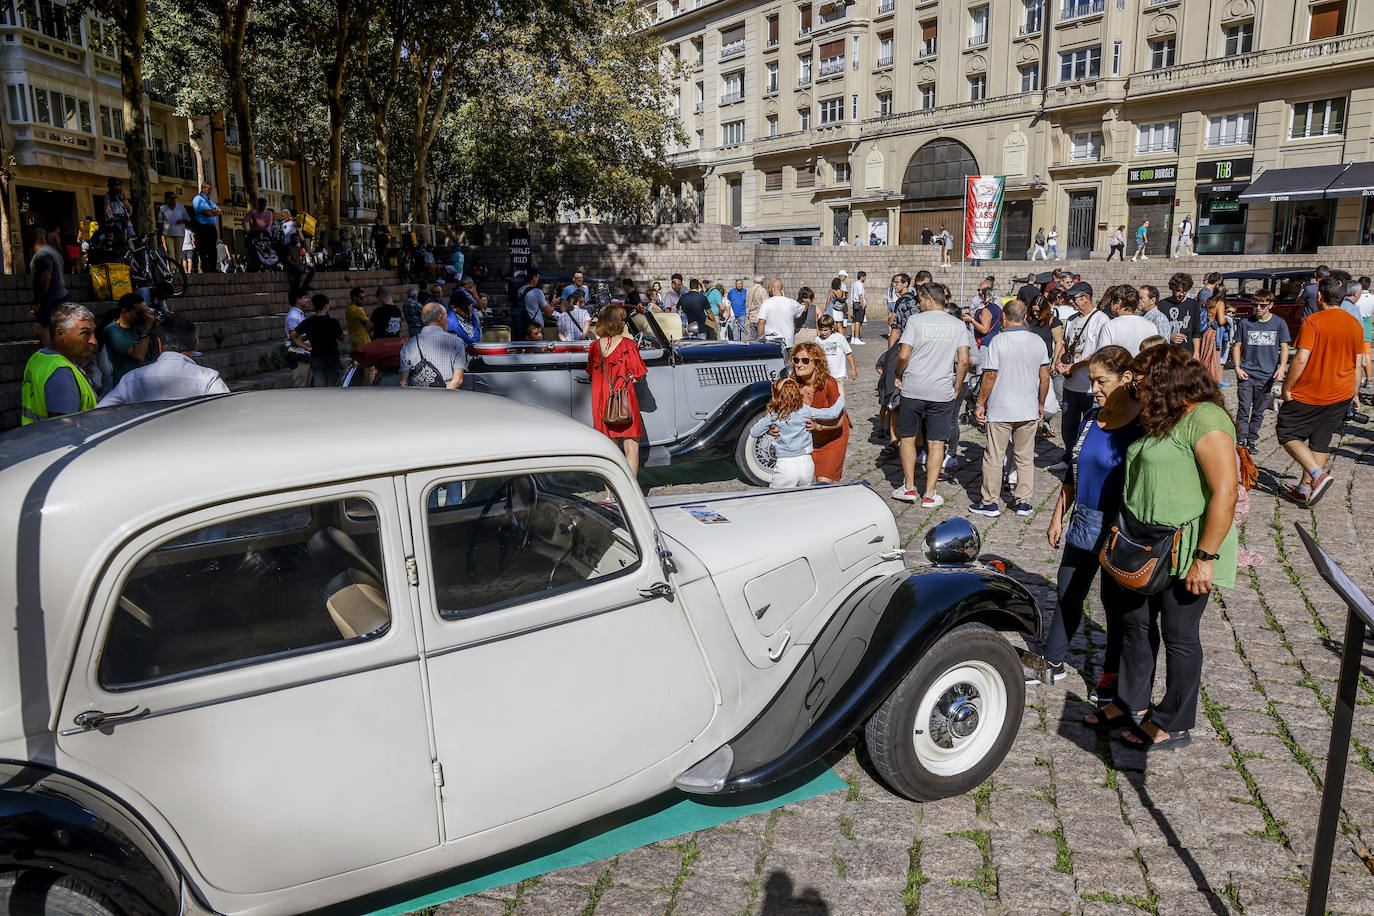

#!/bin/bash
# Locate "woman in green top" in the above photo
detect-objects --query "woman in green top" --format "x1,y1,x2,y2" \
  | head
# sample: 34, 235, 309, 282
1085, 344, 1238, 750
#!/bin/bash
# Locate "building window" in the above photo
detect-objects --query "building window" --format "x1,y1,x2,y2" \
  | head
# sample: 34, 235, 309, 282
692, 37, 704, 66
852, 93, 859, 119
1206, 112, 1255, 148
968, 74, 987, 101
1308, 1, 1346, 41
1290, 97, 1345, 139
1059, 46, 1102, 82
767, 14, 779, 46
1149, 37, 1176, 69
852, 35, 860, 69
1061, 0, 1105, 21
1112, 40, 1121, 74
798, 54, 812, 85
1224, 21, 1254, 55
796, 162, 816, 189
764, 169, 783, 191
5, 84, 27, 122
766, 114, 779, 136
30, 89, 92, 133
720, 24, 745, 59
799, 3, 812, 37
877, 91, 893, 116
1019, 63, 1039, 92
721, 70, 744, 104
877, 33, 893, 67
1135, 121, 1178, 154
834, 161, 851, 184
920, 20, 937, 56
819, 96, 844, 124
919, 83, 936, 109
1070, 131, 1103, 161
766, 61, 779, 93
696, 130, 704, 149
819, 39, 845, 76
1020, 0, 1042, 33
30, 0, 80, 45
799, 107, 811, 130
969, 6, 989, 46
694, 81, 704, 111
722, 120, 745, 146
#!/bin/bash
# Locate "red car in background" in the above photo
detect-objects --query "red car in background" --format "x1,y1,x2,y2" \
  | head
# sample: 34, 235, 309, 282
1223, 268, 1352, 339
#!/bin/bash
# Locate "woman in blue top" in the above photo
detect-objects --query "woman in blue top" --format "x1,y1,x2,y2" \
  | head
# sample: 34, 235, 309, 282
446, 289, 482, 346
749, 376, 845, 489
1031, 346, 1145, 703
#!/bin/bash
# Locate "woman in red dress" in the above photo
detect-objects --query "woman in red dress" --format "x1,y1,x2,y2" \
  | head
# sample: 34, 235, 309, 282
587, 305, 648, 474
790, 341, 850, 482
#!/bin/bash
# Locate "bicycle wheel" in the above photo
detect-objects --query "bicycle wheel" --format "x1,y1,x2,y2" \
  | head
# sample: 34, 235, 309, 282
151, 247, 188, 296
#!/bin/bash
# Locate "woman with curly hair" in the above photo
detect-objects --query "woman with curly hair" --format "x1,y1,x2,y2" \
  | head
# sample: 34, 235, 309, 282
790, 340, 851, 482
1084, 344, 1237, 750
748, 376, 846, 488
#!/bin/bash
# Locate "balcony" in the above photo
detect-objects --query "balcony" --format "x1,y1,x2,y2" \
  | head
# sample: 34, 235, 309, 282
818, 6, 849, 28
720, 91, 744, 104
968, 33, 989, 48
877, 0, 895, 12
720, 38, 745, 59
799, 26, 811, 38
798, 75, 812, 86
229, 187, 248, 208
152, 150, 197, 181
1018, 19, 1042, 35
767, 37, 779, 48
1129, 30, 1374, 96
919, 41, 937, 57
859, 90, 1036, 138
819, 55, 845, 76
1060, 0, 1104, 22
694, 101, 704, 112
876, 53, 893, 68
283, 194, 297, 211
1146, 0, 1177, 6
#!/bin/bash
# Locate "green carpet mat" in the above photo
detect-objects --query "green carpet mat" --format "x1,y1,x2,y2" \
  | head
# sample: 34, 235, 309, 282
337, 764, 846, 916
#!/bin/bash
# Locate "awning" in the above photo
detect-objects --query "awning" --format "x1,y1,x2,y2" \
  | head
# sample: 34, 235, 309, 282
1195, 181, 1250, 195
1127, 185, 1175, 200
1238, 164, 1348, 202
1325, 162, 1374, 198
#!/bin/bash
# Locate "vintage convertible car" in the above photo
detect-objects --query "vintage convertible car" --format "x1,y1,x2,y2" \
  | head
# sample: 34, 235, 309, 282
344, 304, 787, 485
0, 391, 1038, 916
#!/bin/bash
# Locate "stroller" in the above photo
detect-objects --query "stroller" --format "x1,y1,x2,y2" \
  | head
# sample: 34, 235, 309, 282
246, 231, 280, 271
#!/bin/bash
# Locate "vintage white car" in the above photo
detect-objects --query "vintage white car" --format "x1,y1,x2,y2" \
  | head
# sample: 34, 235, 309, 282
0, 390, 1038, 916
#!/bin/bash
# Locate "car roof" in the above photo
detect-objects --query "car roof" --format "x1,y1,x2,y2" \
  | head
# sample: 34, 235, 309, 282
1223, 269, 1315, 280
0, 390, 624, 746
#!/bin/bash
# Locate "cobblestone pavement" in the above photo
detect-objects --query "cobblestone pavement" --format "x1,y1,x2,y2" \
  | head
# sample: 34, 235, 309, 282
434, 349, 1374, 916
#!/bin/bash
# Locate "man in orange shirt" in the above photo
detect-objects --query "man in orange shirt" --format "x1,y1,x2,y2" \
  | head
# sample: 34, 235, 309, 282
1278, 277, 1365, 506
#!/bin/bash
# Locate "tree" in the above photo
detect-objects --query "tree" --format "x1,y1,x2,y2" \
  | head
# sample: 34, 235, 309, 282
203, 0, 259, 201
357, 13, 403, 221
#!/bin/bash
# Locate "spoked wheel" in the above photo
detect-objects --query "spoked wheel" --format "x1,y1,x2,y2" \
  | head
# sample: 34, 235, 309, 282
735, 410, 777, 487
150, 246, 188, 296
864, 623, 1024, 801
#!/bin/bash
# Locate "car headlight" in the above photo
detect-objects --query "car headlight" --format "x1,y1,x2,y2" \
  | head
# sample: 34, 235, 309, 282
924, 518, 981, 566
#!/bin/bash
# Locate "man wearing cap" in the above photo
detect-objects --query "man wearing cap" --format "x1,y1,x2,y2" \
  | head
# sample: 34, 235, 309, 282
1052, 282, 1109, 464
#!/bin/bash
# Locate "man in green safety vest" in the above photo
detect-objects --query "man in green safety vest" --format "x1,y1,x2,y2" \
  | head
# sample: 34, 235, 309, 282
21, 302, 97, 425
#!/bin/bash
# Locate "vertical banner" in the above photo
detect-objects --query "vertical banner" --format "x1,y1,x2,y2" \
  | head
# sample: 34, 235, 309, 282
964, 176, 1005, 260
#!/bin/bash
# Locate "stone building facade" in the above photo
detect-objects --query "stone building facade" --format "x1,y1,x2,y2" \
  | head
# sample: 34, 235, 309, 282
646, 0, 1374, 256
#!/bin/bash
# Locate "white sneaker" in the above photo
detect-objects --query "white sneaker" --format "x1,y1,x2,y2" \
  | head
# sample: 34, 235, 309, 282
852, 338, 866, 345
891, 485, 920, 503
921, 493, 945, 509
1142, 254, 1149, 260
943, 455, 957, 469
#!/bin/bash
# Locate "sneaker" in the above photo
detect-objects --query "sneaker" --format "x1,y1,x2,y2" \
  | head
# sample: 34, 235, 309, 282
891, 485, 920, 503
1142, 254, 1149, 260
918, 449, 928, 466
852, 338, 866, 345
1307, 471, 1335, 507
1022, 660, 1068, 685
1283, 485, 1310, 505
921, 493, 945, 509
969, 501, 1002, 517
1015, 501, 1034, 517
1089, 672, 1118, 704
944, 454, 957, 469
1048, 460, 1070, 472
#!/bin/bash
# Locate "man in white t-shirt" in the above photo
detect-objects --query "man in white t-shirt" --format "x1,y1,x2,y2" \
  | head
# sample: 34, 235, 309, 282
1098, 286, 1158, 356
849, 271, 867, 344
815, 316, 856, 394
972, 300, 1050, 517
283, 290, 313, 388
1053, 282, 1109, 463
158, 191, 190, 261
891, 284, 970, 508
756, 277, 803, 347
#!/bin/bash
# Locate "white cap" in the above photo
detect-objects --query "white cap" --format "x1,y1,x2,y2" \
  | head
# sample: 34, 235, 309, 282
837, 269, 849, 277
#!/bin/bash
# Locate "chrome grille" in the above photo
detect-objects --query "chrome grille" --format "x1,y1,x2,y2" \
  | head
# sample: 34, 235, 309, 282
697, 363, 772, 387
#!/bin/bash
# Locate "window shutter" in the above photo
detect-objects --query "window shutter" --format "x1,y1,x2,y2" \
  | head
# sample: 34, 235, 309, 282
820, 39, 844, 58
768, 16, 779, 41
765, 170, 782, 191
921, 21, 937, 42
800, 6, 812, 28
1308, 2, 1345, 41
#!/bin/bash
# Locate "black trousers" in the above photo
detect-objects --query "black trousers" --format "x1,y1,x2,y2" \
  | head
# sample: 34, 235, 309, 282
1060, 389, 1096, 451
1106, 244, 1125, 261
1045, 545, 1107, 666
193, 224, 218, 273
1105, 575, 1208, 731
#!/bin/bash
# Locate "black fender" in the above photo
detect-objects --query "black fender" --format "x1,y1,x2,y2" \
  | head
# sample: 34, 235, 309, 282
665, 380, 776, 465
677, 567, 1039, 794
0, 762, 183, 916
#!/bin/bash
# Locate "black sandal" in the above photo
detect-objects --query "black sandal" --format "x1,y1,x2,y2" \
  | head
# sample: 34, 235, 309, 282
1084, 701, 1135, 732
1119, 723, 1192, 751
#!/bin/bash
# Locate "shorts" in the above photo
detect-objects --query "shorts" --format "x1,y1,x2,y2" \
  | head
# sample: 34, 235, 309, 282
897, 396, 955, 441
1276, 399, 1347, 453
852, 306, 866, 323
771, 454, 816, 489
1364, 341, 1371, 355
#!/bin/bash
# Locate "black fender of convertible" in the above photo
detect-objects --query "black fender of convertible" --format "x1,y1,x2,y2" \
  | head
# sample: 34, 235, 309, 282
665, 380, 775, 465
0, 761, 184, 915
677, 566, 1039, 795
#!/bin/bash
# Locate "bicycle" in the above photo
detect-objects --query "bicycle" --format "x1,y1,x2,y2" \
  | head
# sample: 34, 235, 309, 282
125, 231, 188, 296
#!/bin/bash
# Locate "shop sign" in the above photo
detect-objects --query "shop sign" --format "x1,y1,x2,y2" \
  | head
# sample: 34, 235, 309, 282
1195, 158, 1253, 182
1128, 164, 1177, 184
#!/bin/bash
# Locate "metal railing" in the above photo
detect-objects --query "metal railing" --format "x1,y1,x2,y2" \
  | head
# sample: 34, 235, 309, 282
720, 38, 745, 58
878, 0, 895, 12
720, 91, 744, 104
919, 40, 937, 57
1060, 0, 1104, 21
819, 55, 845, 76
876, 53, 893, 67
1019, 18, 1042, 35
968, 32, 989, 47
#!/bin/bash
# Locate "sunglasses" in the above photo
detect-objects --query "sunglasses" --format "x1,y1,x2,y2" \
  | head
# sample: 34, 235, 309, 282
792, 356, 814, 365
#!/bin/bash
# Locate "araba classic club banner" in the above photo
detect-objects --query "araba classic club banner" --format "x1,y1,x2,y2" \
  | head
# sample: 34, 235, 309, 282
964, 176, 1005, 260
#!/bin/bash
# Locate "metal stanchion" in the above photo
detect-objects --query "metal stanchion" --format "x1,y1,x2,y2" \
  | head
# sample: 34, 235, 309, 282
1294, 524, 1373, 916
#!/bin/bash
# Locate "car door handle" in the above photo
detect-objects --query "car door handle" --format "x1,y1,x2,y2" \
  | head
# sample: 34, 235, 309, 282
768, 631, 791, 662
574, 374, 592, 384
640, 582, 675, 602
69, 706, 151, 733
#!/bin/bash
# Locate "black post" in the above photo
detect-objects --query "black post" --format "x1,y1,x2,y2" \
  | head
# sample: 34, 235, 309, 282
1305, 608, 1366, 916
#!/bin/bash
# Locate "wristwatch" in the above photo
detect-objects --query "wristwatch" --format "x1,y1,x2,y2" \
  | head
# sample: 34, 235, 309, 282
1193, 548, 1220, 561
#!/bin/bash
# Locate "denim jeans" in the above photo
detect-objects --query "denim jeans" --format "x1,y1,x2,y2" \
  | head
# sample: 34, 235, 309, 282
730, 315, 749, 340
1235, 373, 1275, 444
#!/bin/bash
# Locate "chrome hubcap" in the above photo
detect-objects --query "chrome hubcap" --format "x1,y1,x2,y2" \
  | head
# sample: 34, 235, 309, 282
930, 684, 982, 747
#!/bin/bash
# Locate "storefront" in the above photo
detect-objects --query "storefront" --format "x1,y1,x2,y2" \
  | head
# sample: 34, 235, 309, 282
1126, 164, 1177, 257
1193, 158, 1251, 254
1324, 162, 1374, 247
1239, 163, 1347, 253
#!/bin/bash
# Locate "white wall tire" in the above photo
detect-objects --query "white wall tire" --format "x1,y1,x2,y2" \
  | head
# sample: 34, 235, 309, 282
864, 623, 1024, 801
735, 411, 777, 487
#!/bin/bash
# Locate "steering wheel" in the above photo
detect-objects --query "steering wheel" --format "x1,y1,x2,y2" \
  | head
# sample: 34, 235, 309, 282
465, 476, 537, 584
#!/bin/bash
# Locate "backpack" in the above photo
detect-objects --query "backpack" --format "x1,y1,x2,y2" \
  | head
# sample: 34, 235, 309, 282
405, 337, 448, 388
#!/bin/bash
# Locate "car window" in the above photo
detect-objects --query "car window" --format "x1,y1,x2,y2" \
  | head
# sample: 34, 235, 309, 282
627, 309, 662, 343
99, 498, 390, 690
425, 471, 641, 619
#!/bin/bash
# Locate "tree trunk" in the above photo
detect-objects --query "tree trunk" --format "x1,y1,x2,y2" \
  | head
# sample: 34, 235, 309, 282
324, 59, 347, 246
408, 53, 456, 243
187, 116, 204, 185
119, 0, 153, 236
217, 0, 257, 202
362, 33, 401, 222
0, 172, 13, 274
